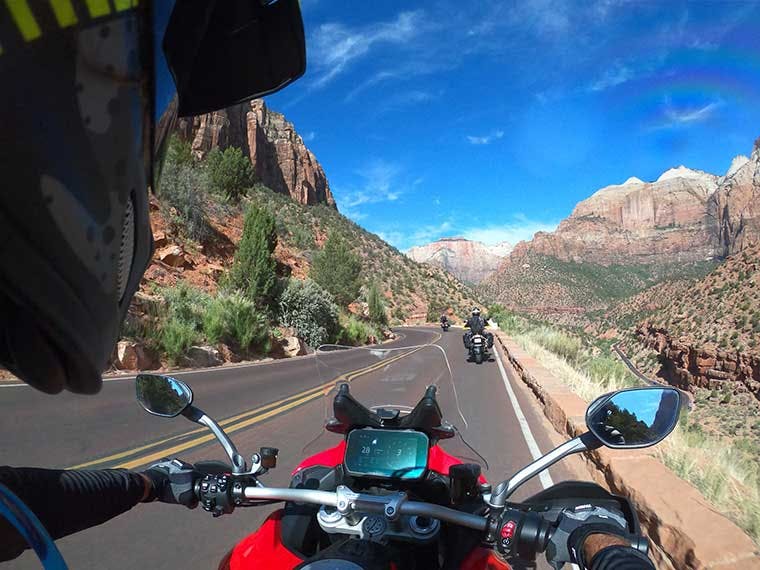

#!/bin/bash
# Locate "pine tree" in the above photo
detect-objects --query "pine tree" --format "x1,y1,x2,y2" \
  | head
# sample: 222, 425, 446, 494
228, 205, 277, 310
367, 281, 388, 325
311, 233, 362, 307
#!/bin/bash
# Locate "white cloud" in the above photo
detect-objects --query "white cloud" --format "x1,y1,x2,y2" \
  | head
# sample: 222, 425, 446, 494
460, 215, 559, 246
590, 63, 635, 91
302, 131, 316, 142
648, 99, 723, 131
334, 159, 413, 222
309, 11, 423, 89
466, 129, 504, 145
664, 101, 721, 124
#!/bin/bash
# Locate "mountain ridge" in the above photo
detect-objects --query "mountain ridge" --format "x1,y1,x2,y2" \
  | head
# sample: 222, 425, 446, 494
407, 237, 511, 284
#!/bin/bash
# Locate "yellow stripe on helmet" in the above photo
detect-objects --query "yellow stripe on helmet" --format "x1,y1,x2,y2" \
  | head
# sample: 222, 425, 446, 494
113, 0, 138, 11
83, 0, 109, 18
49, 0, 78, 27
6, 0, 42, 41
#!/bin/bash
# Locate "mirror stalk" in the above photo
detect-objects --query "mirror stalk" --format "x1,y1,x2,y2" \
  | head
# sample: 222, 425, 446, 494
182, 406, 247, 474
489, 432, 601, 509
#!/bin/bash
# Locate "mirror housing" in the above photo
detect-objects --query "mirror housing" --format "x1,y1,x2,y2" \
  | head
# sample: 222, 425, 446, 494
136, 374, 193, 418
165, 0, 306, 117
586, 387, 681, 449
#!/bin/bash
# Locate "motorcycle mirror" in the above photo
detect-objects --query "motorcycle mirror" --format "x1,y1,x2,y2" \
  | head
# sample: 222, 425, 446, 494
135, 374, 193, 418
585, 386, 681, 449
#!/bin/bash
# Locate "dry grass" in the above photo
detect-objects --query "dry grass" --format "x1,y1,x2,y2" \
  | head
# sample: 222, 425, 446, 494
514, 325, 760, 545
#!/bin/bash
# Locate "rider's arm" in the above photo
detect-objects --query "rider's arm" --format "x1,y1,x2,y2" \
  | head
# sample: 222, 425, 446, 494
584, 533, 655, 570
0, 466, 151, 561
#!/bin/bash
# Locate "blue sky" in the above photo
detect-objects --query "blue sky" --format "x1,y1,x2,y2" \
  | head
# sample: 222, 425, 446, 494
266, 0, 760, 251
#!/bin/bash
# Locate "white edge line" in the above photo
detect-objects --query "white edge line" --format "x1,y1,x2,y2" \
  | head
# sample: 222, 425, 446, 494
492, 343, 554, 490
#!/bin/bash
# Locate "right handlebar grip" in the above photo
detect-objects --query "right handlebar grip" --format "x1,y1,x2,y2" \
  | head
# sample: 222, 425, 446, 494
495, 508, 553, 561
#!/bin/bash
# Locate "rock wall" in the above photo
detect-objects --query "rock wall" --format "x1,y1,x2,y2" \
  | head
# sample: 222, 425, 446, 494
637, 324, 760, 401
710, 138, 760, 257
406, 237, 511, 283
509, 169, 719, 266
177, 100, 335, 208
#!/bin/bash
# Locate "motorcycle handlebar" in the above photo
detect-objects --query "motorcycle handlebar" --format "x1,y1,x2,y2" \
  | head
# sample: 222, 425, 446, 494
241, 485, 488, 532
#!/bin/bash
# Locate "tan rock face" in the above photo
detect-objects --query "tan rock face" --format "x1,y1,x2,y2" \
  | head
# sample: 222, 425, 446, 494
710, 140, 760, 257
637, 323, 760, 400
177, 99, 335, 208
511, 169, 719, 266
406, 238, 511, 283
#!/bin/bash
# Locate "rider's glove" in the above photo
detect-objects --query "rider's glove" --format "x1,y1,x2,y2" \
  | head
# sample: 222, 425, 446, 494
142, 458, 199, 509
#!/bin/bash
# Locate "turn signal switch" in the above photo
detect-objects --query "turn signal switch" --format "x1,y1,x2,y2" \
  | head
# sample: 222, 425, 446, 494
197, 473, 235, 518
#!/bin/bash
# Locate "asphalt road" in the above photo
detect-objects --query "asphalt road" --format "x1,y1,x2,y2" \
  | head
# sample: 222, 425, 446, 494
5, 327, 579, 569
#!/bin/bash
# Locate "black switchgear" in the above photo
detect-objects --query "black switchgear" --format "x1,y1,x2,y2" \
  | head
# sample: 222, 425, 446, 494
493, 508, 552, 561
197, 473, 235, 517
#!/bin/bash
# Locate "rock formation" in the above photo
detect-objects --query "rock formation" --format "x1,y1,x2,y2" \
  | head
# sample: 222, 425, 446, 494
709, 138, 760, 257
508, 167, 720, 266
177, 99, 335, 208
637, 324, 760, 401
407, 237, 511, 283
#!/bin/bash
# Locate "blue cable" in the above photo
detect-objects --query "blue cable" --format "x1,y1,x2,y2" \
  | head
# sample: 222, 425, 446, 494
0, 482, 68, 570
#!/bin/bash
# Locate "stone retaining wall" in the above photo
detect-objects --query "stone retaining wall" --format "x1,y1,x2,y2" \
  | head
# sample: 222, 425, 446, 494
494, 331, 760, 570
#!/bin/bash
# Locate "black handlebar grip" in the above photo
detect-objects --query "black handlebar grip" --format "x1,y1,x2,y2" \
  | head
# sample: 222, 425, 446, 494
495, 508, 553, 560
515, 511, 553, 560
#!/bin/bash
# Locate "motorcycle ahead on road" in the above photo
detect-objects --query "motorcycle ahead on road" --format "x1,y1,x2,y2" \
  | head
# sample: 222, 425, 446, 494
467, 333, 488, 364
135, 344, 681, 569
441, 320, 450, 332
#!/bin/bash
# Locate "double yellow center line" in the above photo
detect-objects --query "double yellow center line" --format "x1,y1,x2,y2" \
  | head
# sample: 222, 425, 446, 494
69, 342, 435, 470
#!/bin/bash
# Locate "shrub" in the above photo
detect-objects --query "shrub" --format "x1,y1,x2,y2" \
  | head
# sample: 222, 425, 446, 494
291, 225, 315, 250
367, 282, 388, 325
311, 233, 362, 306
204, 146, 254, 202
158, 158, 213, 243
279, 279, 340, 347
203, 292, 270, 352
161, 282, 210, 332
166, 135, 194, 168
160, 317, 199, 365
338, 315, 380, 346
228, 205, 278, 310
488, 304, 521, 333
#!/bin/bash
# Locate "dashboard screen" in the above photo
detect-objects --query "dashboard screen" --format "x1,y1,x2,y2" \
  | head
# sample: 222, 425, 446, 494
344, 428, 429, 479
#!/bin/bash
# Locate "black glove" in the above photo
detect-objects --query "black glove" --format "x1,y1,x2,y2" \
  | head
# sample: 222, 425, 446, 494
143, 458, 199, 508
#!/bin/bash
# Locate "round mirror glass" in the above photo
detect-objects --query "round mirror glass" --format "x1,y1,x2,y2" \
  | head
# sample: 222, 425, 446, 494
136, 374, 193, 417
586, 387, 681, 449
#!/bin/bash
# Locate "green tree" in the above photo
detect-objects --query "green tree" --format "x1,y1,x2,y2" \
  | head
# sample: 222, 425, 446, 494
204, 146, 254, 201
228, 205, 278, 310
311, 233, 362, 307
279, 279, 340, 347
159, 149, 212, 243
367, 281, 388, 325
166, 135, 194, 168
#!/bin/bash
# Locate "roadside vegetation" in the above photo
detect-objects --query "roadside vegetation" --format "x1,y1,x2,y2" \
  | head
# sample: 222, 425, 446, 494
120, 135, 478, 369
493, 308, 760, 545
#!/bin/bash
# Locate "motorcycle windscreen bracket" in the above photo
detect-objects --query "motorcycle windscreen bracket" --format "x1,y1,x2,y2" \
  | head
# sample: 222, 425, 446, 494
344, 428, 429, 480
